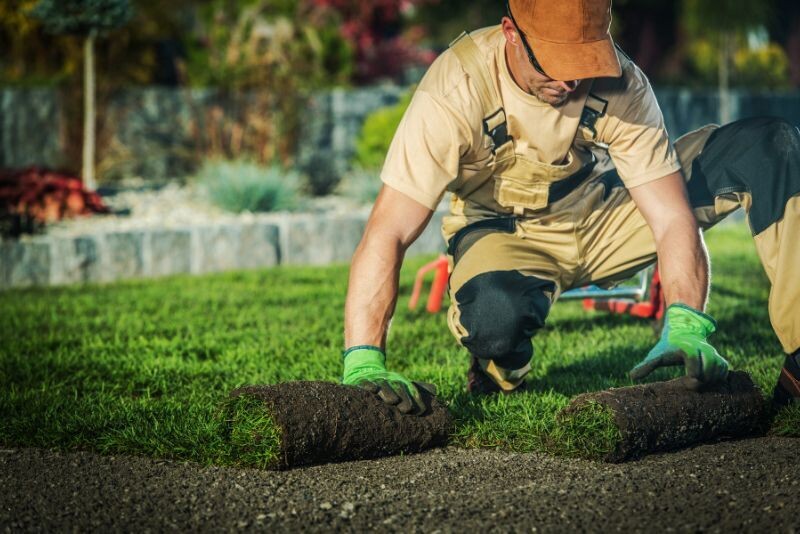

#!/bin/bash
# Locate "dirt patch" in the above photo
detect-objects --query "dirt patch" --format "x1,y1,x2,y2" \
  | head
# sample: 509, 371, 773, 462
229, 381, 453, 468
562, 371, 769, 462
1, 437, 797, 532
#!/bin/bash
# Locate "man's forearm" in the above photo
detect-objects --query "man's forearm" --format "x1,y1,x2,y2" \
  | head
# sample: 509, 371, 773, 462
344, 233, 405, 349
654, 217, 709, 310
343, 184, 435, 350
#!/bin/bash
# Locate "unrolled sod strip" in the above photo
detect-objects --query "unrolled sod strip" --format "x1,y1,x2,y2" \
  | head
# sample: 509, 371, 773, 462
557, 371, 770, 462
227, 381, 454, 469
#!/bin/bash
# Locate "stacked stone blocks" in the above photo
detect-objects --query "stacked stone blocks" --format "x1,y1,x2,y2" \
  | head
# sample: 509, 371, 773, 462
0, 211, 445, 289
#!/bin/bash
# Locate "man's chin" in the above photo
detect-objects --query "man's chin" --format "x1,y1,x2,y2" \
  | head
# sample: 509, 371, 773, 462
535, 90, 569, 107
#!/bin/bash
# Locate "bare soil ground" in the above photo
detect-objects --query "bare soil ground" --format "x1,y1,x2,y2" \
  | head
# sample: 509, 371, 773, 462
1, 437, 797, 533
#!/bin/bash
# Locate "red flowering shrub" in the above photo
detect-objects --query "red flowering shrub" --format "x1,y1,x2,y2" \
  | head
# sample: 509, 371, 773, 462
0, 167, 109, 237
308, 0, 437, 83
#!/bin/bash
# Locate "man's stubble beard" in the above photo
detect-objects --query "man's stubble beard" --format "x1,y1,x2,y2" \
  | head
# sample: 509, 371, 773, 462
532, 89, 570, 107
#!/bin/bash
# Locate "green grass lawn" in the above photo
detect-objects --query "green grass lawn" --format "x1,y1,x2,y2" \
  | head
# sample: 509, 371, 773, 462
1, 221, 797, 466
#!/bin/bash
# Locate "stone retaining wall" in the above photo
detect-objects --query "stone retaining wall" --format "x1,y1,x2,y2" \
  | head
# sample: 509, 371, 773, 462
0, 85, 408, 181
3, 86, 800, 181
0, 89, 64, 170
0, 210, 446, 290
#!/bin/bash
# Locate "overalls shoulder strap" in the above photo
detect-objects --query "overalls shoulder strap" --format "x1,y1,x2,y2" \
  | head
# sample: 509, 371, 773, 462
577, 45, 630, 137
449, 31, 510, 152
449, 31, 501, 116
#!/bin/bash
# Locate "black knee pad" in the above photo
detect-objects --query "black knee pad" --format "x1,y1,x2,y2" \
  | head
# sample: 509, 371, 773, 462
690, 117, 800, 234
455, 270, 555, 370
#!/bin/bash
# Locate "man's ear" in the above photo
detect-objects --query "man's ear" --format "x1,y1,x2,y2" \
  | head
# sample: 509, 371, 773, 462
500, 17, 519, 46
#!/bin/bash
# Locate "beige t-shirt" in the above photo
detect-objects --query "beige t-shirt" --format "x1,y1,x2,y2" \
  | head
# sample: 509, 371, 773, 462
380, 26, 680, 210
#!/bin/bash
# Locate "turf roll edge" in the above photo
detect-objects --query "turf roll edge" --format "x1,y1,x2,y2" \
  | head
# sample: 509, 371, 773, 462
557, 371, 770, 462
227, 381, 453, 469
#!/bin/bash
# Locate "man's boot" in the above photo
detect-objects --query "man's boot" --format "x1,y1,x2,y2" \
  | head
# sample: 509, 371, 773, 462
466, 356, 529, 396
773, 349, 800, 408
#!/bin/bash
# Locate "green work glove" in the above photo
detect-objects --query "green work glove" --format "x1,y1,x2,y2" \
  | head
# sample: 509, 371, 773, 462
342, 346, 435, 415
629, 303, 730, 385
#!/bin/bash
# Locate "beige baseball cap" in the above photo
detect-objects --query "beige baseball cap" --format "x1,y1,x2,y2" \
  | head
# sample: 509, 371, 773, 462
508, 0, 622, 80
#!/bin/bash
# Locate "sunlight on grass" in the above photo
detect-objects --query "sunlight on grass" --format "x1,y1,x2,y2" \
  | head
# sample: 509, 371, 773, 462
0, 221, 795, 465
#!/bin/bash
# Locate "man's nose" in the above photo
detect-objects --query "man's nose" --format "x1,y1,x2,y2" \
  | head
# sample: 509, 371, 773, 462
556, 80, 579, 92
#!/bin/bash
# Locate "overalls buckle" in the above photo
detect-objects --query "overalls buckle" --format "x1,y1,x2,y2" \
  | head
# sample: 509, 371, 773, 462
483, 108, 511, 153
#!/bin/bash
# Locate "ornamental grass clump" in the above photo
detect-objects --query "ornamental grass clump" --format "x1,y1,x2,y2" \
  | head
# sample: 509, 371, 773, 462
197, 160, 300, 213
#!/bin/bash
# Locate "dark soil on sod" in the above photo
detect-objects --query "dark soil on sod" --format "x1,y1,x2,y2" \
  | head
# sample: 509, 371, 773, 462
2, 437, 797, 532
561, 371, 770, 462
229, 381, 452, 468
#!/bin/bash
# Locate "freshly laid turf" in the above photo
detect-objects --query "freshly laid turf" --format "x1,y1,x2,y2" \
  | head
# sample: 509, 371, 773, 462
0, 221, 796, 466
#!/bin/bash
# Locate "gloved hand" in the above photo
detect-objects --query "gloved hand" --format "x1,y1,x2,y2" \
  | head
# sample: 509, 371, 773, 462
342, 345, 435, 415
629, 303, 730, 385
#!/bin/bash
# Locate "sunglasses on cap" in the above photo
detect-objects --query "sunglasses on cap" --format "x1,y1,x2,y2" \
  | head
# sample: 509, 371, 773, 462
505, 1, 551, 79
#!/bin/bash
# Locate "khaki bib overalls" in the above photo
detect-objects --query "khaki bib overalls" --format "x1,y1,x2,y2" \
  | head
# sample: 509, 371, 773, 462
441, 32, 800, 390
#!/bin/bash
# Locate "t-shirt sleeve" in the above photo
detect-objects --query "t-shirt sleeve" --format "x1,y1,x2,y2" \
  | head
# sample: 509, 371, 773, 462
601, 65, 681, 188
380, 90, 470, 210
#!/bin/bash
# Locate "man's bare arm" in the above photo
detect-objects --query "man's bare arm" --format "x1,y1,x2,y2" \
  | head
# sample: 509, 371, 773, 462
344, 185, 434, 348
627, 170, 709, 310
627, 170, 730, 384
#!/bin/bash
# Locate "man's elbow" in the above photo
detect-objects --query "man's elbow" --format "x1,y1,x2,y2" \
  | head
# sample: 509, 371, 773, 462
651, 214, 701, 247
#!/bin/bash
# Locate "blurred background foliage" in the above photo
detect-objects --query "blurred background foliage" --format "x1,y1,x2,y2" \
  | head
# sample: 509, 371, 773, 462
3, 0, 799, 89
353, 89, 413, 169
183, 0, 353, 90
2, 0, 800, 194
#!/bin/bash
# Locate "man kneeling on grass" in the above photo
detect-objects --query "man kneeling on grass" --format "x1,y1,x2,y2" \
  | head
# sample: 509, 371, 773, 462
341, 0, 800, 414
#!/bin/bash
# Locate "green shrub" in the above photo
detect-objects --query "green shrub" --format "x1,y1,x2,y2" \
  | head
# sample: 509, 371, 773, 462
687, 38, 790, 89
734, 44, 790, 89
197, 160, 300, 213
353, 90, 414, 170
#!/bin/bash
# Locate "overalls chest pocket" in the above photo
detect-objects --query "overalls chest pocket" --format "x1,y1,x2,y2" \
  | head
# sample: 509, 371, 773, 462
492, 147, 583, 215
491, 92, 607, 215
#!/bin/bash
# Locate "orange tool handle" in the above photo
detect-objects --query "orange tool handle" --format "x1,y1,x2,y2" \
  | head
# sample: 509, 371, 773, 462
409, 255, 449, 312
426, 256, 450, 313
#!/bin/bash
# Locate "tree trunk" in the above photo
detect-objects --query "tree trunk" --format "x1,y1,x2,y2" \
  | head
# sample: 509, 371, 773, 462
82, 32, 96, 191
718, 32, 733, 125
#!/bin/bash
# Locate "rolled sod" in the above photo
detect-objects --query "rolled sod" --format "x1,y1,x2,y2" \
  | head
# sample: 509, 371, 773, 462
557, 371, 770, 462
226, 381, 453, 469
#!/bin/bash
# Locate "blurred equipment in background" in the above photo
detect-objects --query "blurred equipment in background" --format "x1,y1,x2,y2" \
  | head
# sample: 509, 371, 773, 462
410, 257, 665, 330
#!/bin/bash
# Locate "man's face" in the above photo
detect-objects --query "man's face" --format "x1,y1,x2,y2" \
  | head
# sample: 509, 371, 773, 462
501, 17, 580, 107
